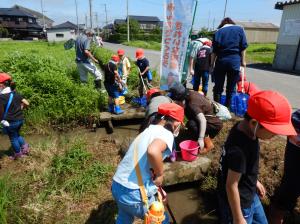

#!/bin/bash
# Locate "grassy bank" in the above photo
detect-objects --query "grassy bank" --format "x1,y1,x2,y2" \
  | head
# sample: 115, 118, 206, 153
120, 40, 276, 64
0, 133, 118, 224
122, 40, 162, 51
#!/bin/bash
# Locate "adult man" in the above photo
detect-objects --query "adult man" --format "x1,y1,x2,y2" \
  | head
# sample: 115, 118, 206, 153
169, 83, 223, 153
75, 29, 102, 89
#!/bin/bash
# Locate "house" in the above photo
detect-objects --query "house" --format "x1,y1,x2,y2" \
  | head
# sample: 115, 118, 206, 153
0, 7, 42, 39
12, 5, 54, 29
236, 21, 279, 43
113, 15, 162, 32
47, 21, 79, 42
273, 0, 300, 73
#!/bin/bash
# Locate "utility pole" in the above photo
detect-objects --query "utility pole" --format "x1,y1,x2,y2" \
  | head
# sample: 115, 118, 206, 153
89, 0, 93, 28
85, 14, 88, 29
212, 17, 215, 30
223, 0, 228, 18
75, 0, 79, 35
207, 10, 211, 30
104, 4, 108, 39
40, 0, 45, 31
127, 0, 130, 42
95, 12, 99, 35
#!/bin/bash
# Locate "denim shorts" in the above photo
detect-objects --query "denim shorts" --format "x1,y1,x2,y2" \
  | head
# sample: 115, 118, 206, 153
104, 82, 120, 99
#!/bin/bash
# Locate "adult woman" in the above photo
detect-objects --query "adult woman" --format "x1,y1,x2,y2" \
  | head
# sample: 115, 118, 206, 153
211, 17, 248, 108
111, 103, 184, 223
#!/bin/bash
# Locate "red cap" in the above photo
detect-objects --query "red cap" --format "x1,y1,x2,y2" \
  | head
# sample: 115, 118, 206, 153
135, 48, 144, 59
203, 40, 212, 47
111, 55, 120, 62
158, 103, 184, 123
237, 81, 260, 96
147, 88, 160, 100
117, 49, 125, 55
247, 90, 296, 136
0, 73, 11, 83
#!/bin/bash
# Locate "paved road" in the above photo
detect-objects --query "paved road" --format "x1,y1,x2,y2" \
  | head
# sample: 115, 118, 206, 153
103, 42, 300, 109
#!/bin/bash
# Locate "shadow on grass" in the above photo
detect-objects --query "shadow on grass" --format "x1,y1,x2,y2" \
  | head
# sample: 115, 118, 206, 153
247, 63, 300, 77
85, 200, 117, 224
0, 148, 13, 159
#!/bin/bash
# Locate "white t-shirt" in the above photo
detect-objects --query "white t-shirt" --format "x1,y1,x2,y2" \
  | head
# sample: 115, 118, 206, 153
113, 125, 174, 195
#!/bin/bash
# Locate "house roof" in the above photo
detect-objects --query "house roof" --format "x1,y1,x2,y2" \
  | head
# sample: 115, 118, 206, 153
127, 15, 160, 22
275, 0, 300, 10
50, 21, 77, 30
114, 19, 126, 25
236, 21, 279, 29
13, 5, 54, 23
0, 7, 35, 18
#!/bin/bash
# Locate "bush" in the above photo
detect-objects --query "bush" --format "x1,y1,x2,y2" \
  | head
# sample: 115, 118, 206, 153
0, 42, 104, 127
0, 26, 8, 38
108, 33, 162, 43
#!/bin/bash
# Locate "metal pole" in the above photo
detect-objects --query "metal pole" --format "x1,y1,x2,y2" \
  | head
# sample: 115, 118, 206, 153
75, 0, 79, 34
189, 0, 198, 37
85, 14, 88, 29
223, 0, 228, 18
40, 0, 45, 30
208, 10, 211, 30
127, 0, 130, 42
95, 12, 99, 35
89, 0, 93, 28
104, 4, 108, 39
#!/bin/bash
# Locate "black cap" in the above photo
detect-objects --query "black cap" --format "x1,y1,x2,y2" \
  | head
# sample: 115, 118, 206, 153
168, 83, 187, 102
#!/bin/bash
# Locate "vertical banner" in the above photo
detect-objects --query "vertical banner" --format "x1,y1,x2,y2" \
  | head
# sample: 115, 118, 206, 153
160, 0, 195, 90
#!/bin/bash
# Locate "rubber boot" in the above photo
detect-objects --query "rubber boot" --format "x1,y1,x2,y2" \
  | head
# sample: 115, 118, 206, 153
114, 105, 124, 115
108, 104, 114, 113
9, 152, 25, 160
94, 79, 102, 89
199, 137, 214, 155
213, 93, 221, 103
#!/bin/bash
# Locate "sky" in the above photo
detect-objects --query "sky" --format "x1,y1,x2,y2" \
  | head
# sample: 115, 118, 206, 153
1, 0, 283, 29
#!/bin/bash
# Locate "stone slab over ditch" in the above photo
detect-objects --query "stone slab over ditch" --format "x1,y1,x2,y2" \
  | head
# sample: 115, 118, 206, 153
163, 156, 212, 186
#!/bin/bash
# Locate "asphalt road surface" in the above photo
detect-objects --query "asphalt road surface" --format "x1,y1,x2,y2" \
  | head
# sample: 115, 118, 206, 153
103, 42, 300, 110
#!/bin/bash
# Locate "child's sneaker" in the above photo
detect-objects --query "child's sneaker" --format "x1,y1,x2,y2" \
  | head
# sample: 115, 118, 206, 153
9, 152, 25, 160
21, 143, 30, 155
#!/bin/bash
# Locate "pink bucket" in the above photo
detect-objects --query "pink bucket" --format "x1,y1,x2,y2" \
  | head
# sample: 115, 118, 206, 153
179, 140, 199, 162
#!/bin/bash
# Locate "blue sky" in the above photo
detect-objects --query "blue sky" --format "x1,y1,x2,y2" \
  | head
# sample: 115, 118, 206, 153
2, 0, 283, 29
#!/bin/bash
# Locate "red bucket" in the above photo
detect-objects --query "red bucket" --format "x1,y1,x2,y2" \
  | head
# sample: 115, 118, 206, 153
179, 140, 199, 162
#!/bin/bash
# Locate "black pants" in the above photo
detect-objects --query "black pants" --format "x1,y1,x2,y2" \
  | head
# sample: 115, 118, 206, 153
213, 60, 240, 105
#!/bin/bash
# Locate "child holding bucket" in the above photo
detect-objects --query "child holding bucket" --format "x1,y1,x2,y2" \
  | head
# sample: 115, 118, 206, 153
217, 91, 296, 224
269, 109, 300, 224
0, 73, 30, 160
111, 103, 184, 224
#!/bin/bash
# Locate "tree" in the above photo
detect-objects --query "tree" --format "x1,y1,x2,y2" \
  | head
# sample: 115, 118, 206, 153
0, 26, 9, 38
115, 19, 141, 35
198, 27, 214, 39
150, 26, 162, 35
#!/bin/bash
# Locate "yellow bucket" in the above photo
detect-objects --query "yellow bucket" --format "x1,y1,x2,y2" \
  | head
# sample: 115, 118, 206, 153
119, 96, 125, 105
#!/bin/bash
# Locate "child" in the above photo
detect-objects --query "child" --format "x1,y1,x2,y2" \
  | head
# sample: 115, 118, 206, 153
136, 48, 151, 98
191, 40, 212, 95
0, 73, 30, 160
217, 90, 296, 224
103, 55, 124, 114
117, 49, 131, 85
111, 103, 184, 223
269, 109, 300, 224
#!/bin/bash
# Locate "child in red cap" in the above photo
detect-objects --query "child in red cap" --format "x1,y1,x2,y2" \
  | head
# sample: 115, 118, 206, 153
103, 55, 124, 114
117, 49, 131, 85
269, 109, 300, 224
217, 90, 296, 224
136, 48, 152, 98
112, 103, 183, 224
0, 73, 30, 160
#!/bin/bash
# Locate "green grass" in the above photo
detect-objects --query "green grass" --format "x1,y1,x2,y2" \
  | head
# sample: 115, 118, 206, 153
120, 40, 276, 65
247, 43, 276, 64
122, 40, 162, 51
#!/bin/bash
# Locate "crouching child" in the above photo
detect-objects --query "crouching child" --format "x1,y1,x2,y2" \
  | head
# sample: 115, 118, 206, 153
111, 103, 184, 223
